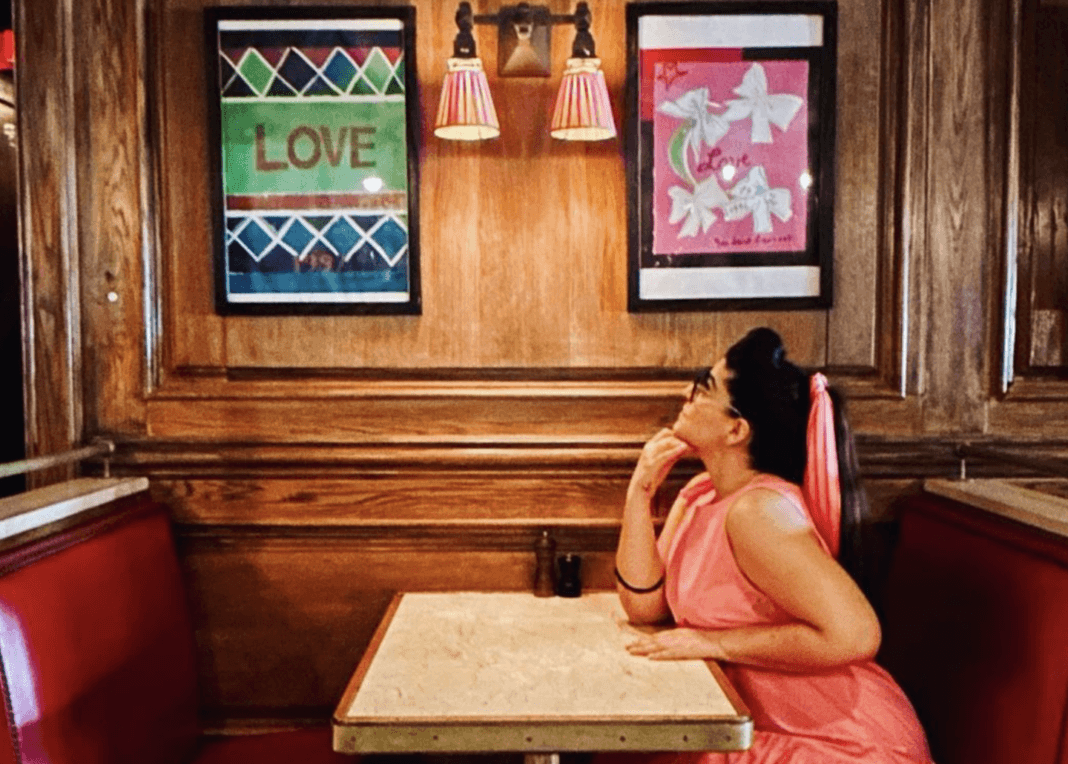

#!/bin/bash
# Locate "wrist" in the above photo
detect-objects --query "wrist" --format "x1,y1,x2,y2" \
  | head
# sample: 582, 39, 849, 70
626, 477, 656, 503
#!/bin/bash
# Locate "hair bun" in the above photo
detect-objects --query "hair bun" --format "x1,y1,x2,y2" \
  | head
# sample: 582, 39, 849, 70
743, 327, 787, 369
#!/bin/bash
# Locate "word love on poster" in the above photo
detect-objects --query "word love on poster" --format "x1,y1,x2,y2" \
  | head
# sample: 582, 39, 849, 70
205, 7, 421, 315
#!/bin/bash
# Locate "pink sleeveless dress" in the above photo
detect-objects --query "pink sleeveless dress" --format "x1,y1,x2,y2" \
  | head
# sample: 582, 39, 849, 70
654, 474, 933, 764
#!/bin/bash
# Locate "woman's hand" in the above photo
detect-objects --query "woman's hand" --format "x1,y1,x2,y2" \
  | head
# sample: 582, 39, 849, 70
629, 429, 694, 501
626, 628, 723, 661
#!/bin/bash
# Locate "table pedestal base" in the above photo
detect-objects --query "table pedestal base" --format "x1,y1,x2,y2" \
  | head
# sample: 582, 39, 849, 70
525, 754, 560, 764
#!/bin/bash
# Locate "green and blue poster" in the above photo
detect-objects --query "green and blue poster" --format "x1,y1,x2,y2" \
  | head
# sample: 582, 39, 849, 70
206, 8, 420, 314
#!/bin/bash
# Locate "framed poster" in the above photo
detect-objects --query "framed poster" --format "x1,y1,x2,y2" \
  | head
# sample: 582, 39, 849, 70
626, 2, 836, 312
204, 6, 421, 315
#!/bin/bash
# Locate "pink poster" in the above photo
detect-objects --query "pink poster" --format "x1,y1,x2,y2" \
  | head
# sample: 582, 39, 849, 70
648, 56, 810, 256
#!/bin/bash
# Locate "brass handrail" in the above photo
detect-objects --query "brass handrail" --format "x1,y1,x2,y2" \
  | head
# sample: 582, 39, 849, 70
0, 440, 115, 480
955, 443, 1068, 480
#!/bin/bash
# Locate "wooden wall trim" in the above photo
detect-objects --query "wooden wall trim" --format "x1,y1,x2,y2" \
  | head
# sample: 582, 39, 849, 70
104, 435, 1068, 482
16, 0, 82, 480
147, 373, 909, 401
891, 0, 931, 398
141, 0, 165, 395
175, 522, 623, 551
999, 0, 1024, 394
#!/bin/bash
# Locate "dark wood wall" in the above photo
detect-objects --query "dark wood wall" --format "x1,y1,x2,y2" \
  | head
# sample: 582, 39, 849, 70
13, 0, 1068, 728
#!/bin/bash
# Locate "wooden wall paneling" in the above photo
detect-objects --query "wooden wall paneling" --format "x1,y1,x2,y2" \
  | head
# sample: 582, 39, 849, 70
920, 0, 997, 433
874, 0, 928, 399
152, 0, 841, 376
15, 0, 81, 483
826, 0, 883, 371
155, 475, 632, 526
410, 0, 483, 367
1024, 2, 1068, 370
155, 0, 225, 372
474, 70, 572, 367
178, 532, 620, 718
76, 0, 148, 435
991, 0, 1068, 431
144, 388, 684, 441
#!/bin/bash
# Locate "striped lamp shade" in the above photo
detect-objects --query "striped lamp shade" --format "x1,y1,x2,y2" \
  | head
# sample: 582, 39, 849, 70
434, 57, 500, 141
550, 58, 616, 141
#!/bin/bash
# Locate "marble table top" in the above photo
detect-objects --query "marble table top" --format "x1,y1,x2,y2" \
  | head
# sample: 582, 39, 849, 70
333, 591, 752, 755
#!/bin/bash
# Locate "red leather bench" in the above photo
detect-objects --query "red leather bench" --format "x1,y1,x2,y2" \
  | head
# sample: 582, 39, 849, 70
0, 493, 352, 764
878, 488, 1068, 764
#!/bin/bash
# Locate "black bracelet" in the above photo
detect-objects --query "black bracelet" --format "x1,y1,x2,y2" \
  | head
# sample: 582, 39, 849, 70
614, 566, 665, 594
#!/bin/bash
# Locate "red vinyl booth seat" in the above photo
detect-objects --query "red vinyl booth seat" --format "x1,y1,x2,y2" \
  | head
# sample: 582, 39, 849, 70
878, 491, 1068, 764
0, 496, 351, 764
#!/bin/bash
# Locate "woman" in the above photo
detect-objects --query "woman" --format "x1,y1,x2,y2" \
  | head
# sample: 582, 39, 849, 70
615, 328, 932, 763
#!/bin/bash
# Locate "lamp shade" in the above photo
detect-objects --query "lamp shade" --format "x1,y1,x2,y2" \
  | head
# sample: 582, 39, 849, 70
435, 57, 500, 140
550, 57, 616, 141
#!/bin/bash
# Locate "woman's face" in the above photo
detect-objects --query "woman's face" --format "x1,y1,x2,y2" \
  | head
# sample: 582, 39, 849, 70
672, 358, 742, 449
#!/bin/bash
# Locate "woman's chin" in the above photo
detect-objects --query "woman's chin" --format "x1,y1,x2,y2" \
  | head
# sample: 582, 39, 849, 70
671, 423, 693, 445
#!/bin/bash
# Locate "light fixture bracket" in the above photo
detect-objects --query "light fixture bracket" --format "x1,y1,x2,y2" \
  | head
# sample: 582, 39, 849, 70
453, 2, 592, 78
492, 4, 553, 77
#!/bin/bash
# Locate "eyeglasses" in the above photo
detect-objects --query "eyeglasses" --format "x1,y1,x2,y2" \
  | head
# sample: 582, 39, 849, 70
688, 367, 713, 403
688, 367, 742, 418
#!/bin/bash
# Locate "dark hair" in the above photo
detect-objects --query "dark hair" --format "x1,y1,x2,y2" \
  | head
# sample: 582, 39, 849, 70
723, 327, 871, 593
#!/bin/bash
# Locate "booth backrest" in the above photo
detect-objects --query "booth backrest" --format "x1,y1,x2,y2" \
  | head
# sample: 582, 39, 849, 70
0, 497, 199, 764
878, 491, 1068, 764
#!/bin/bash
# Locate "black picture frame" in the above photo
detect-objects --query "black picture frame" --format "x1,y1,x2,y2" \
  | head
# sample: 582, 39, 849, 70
204, 6, 421, 315
626, 1, 837, 312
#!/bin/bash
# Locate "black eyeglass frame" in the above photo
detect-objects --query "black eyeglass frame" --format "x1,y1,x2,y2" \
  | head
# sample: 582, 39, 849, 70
688, 367, 742, 419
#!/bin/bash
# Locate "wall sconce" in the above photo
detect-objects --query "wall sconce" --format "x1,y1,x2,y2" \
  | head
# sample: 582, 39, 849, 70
434, 1, 616, 142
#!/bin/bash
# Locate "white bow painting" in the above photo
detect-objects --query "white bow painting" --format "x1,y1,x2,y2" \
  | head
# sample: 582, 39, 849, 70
722, 166, 793, 234
722, 64, 804, 144
654, 61, 805, 242
668, 176, 730, 238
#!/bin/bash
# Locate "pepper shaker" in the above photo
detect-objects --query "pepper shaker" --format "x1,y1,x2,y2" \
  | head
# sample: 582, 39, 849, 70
556, 553, 582, 597
533, 530, 556, 597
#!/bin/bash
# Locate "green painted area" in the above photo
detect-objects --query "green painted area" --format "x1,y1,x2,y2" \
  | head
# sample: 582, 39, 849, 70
238, 51, 275, 95
221, 100, 408, 195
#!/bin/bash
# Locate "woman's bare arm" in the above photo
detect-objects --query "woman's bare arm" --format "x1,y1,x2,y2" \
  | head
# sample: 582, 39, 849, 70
615, 429, 693, 624
627, 488, 880, 669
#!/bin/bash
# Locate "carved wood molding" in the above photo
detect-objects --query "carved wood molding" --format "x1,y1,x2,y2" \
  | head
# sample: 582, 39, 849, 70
102, 435, 1068, 482
175, 521, 624, 551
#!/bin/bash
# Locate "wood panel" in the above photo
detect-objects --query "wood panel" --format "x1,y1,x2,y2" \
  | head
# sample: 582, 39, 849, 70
826, 0, 883, 369
922, 0, 999, 433
1018, 2, 1068, 370
155, 476, 633, 525
178, 533, 619, 719
993, 0, 1068, 427
148, 0, 900, 376
75, 0, 148, 435
15, 0, 80, 482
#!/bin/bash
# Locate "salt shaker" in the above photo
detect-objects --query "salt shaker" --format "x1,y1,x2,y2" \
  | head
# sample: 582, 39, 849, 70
533, 530, 556, 597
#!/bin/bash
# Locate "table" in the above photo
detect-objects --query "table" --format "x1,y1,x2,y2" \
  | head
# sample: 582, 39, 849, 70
333, 591, 753, 759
